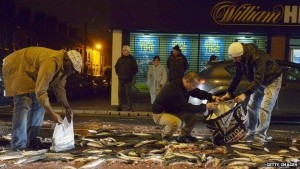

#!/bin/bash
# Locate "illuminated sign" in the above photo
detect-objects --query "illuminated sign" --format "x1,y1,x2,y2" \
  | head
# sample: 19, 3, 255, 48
212, 1, 300, 26
200, 38, 224, 61
168, 38, 191, 59
135, 36, 158, 56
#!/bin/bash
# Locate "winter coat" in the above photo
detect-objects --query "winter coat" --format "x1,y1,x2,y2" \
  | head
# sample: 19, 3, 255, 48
115, 54, 138, 83
227, 43, 282, 96
147, 64, 167, 104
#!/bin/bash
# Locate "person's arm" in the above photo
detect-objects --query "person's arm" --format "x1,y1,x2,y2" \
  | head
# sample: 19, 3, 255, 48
132, 57, 138, 75
147, 66, 152, 87
183, 55, 189, 71
243, 53, 266, 96
227, 63, 243, 95
189, 88, 213, 101
160, 65, 167, 86
114, 59, 120, 76
35, 61, 63, 123
174, 91, 207, 114
53, 75, 73, 122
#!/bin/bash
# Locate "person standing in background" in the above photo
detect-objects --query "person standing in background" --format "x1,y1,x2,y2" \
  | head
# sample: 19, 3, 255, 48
115, 45, 138, 112
167, 45, 189, 82
209, 55, 219, 63
147, 55, 167, 104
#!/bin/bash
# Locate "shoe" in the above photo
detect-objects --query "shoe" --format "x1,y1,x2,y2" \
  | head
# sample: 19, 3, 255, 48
11, 147, 27, 152
117, 106, 122, 111
128, 107, 134, 112
162, 136, 173, 142
176, 136, 198, 143
28, 138, 50, 150
239, 132, 255, 143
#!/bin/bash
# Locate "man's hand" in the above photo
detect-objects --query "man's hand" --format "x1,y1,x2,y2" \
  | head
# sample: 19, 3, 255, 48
206, 102, 218, 111
220, 92, 231, 100
234, 93, 246, 103
212, 95, 222, 102
51, 112, 63, 124
65, 108, 74, 123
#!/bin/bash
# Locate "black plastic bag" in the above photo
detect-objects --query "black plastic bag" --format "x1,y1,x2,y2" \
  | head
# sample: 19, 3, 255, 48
204, 101, 247, 145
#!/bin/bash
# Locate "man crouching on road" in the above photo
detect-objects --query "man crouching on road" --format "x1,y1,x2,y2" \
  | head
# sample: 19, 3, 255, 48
152, 71, 221, 143
2, 47, 83, 151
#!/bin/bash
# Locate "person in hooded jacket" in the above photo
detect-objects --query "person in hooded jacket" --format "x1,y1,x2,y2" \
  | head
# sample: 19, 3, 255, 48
167, 45, 189, 82
221, 42, 282, 143
115, 45, 138, 112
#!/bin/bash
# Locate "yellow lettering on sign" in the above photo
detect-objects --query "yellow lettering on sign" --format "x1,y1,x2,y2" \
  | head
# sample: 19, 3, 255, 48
212, 1, 283, 25
205, 41, 220, 53
139, 40, 154, 53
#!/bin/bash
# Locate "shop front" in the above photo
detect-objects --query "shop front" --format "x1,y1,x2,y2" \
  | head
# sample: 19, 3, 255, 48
109, 0, 300, 105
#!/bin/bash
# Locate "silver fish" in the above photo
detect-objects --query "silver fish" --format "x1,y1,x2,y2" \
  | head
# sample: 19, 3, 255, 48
79, 158, 105, 169
0, 153, 23, 161
233, 150, 256, 158
87, 130, 98, 134
134, 140, 157, 147
22, 149, 48, 156
116, 152, 142, 161
278, 149, 289, 154
87, 142, 103, 148
14, 154, 46, 164
132, 132, 151, 137
227, 161, 256, 167
231, 144, 251, 150
289, 146, 299, 152
172, 152, 199, 160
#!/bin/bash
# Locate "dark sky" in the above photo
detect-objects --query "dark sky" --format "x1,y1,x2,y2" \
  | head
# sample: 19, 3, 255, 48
16, 0, 111, 47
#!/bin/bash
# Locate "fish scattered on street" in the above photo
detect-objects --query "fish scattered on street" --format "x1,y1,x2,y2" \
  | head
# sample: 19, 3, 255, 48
134, 140, 157, 147
14, 154, 46, 164
79, 158, 105, 169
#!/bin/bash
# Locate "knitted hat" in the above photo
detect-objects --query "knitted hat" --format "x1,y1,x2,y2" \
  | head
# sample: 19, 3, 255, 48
228, 42, 244, 58
67, 50, 83, 72
173, 45, 181, 52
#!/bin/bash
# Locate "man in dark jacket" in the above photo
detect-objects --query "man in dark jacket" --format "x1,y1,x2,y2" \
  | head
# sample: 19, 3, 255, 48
152, 71, 220, 143
115, 45, 138, 112
221, 42, 282, 143
167, 45, 189, 82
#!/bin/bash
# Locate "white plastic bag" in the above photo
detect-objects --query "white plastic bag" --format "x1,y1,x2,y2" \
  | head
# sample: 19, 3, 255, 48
50, 117, 75, 152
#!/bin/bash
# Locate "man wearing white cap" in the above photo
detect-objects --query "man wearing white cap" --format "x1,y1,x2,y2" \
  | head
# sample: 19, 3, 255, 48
221, 42, 282, 143
2, 46, 83, 151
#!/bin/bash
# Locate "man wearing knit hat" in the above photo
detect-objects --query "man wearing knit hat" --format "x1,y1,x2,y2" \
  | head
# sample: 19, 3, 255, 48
2, 46, 83, 151
167, 45, 189, 82
221, 42, 282, 143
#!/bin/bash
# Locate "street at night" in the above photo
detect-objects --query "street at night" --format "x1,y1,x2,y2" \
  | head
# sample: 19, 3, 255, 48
1, 0, 300, 168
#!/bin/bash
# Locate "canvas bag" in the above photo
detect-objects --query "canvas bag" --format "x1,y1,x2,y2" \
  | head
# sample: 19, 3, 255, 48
204, 100, 247, 145
50, 117, 75, 152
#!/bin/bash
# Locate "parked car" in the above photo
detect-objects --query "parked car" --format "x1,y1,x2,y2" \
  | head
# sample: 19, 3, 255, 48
48, 73, 111, 101
191, 60, 300, 121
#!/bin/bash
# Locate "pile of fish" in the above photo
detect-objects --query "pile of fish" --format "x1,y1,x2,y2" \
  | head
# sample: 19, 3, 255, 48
0, 129, 299, 168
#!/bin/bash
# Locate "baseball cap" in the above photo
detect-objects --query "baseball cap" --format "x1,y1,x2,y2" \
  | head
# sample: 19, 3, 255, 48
228, 42, 244, 58
67, 50, 83, 72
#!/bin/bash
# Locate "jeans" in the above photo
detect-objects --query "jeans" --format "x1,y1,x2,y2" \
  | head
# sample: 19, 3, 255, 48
11, 93, 45, 150
152, 112, 197, 138
118, 82, 133, 108
246, 75, 282, 138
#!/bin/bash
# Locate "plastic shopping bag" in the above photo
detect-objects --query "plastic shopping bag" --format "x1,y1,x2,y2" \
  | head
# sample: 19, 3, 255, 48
50, 117, 75, 152
204, 100, 247, 145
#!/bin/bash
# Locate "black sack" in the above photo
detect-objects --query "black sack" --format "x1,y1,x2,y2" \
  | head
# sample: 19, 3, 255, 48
204, 101, 247, 145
